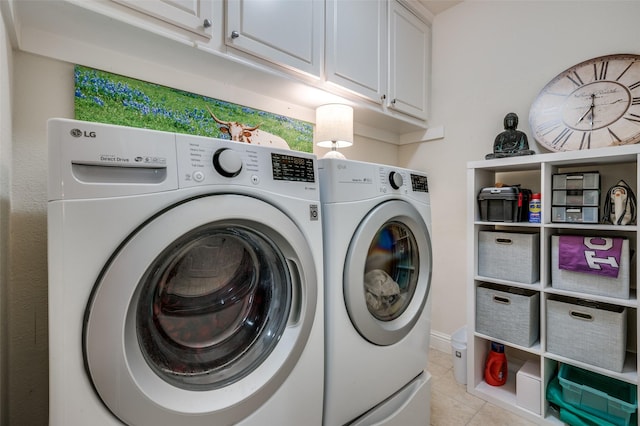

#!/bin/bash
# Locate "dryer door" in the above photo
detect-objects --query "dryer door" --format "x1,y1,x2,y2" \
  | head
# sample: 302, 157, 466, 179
84, 194, 317, 426
344, 199, 432, 346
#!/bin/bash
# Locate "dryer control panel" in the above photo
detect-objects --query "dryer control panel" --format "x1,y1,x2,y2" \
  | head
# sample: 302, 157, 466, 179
410, 174, 429, 193
318, 158, 429, 205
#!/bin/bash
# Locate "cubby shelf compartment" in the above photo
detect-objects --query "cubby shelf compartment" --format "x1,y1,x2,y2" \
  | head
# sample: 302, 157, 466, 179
543, 352, 638, 385
475, 276, 541, 291
474, 221, 542, 228
544, 287, 638, 309
473, 332, 542, 355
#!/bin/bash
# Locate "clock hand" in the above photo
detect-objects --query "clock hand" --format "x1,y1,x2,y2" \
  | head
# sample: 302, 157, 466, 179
589, 93, 595, 129
576, 105, 593, 124
575, 93, 597, 126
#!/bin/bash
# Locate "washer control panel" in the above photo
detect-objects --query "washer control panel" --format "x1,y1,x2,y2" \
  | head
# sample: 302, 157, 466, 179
176, 133, 318, 198
48, 118, 320, 200
213, 148, 243, 177
388, 170, 404, 189
271, 152, 315, 183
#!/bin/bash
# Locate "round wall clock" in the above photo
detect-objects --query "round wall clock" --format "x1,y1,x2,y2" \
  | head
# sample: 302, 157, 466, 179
529, 54, 640, 151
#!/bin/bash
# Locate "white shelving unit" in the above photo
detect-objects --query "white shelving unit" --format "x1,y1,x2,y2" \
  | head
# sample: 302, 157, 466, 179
467, 145, 640, 424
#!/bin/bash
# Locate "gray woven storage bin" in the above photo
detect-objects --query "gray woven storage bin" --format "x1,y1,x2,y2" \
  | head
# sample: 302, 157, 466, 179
476, 283, 540, 347
546, 295, 627, 372
478, 231, 540, 284
551, 235, 631, 299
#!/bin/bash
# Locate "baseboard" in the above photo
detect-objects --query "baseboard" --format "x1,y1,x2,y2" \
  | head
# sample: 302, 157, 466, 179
429, 330, 452, 354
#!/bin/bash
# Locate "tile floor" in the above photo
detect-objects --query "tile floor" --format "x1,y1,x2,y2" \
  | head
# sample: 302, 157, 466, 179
428, 348, 536, 426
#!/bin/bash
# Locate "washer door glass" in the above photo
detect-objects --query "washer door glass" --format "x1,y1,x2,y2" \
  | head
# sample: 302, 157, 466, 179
364, 221, 419, 322
344, 200, 432, 346
136, 224, 290, 390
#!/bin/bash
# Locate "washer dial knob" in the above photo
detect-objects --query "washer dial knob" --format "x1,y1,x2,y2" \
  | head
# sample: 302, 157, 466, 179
213, 148, 243, 177
389, 171, 403, 189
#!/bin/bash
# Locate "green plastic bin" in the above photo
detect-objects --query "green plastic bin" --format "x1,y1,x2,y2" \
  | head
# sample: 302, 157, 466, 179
558, 364, 637, 426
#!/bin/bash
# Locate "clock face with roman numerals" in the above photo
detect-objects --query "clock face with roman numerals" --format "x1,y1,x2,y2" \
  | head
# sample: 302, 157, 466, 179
529, 54, 640, 151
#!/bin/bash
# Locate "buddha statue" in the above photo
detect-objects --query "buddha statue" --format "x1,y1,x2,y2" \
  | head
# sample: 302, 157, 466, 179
486, 112, 535, 159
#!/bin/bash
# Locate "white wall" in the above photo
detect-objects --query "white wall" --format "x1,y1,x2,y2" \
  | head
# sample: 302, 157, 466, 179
8, 51, 71, 425
399, 0, 640, 340
316, 135, 398, 164
0, 6, 11, 425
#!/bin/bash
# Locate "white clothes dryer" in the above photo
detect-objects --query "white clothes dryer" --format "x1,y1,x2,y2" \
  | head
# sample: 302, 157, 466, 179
47, 118, 324, 426
319, 158, 432, 426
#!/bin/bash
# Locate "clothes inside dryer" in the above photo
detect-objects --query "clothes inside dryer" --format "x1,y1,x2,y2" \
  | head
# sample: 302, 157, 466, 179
363, 221, 419, 321
136, 224, 292, 390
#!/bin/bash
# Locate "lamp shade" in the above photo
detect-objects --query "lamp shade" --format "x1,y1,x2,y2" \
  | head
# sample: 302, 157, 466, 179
314, 104, 354, 148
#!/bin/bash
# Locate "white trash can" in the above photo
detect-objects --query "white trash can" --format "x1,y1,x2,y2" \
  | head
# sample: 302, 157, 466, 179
451, 326, 467, 385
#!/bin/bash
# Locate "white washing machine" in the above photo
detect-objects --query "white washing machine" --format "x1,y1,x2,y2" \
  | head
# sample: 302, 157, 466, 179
47, 118, 324, 426
319, 158, 432, 426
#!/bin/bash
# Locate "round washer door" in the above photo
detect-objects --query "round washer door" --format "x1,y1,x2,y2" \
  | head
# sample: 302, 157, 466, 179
344, 199, 432, 346
84, 194, 317, 426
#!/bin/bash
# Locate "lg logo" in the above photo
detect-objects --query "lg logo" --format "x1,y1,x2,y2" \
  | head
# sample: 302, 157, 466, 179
70, 128, 97, 138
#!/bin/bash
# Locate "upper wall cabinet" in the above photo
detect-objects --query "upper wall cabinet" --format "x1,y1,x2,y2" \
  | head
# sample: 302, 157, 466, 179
5, 0, 434, 139
389, 1, 430, 120
325, 0, 430, 120
325, 0, 387, 104
111, 0, 214, 39
225, 0, 324, 78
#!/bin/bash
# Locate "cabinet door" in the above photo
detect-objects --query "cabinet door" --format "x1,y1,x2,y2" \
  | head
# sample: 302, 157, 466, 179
389, 1, 430, 120
225, 0, 323, 77
111, 0, 213, 38
325, 0, 387, 103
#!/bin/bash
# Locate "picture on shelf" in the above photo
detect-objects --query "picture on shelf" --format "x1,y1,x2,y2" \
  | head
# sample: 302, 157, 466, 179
74, 65, 314, 153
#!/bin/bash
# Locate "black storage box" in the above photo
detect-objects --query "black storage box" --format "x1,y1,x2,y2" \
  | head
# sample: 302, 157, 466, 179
478, 186, 531, 222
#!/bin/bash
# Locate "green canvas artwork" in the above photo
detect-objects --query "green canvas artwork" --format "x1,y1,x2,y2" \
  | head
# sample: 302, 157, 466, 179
74, 65, 314, 153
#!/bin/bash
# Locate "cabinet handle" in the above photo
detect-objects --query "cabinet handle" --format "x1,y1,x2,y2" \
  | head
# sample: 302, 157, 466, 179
381, 94, 386, 101
391, 98, 397, 105
231, 30, 240, 39
203, 19, 212, 28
